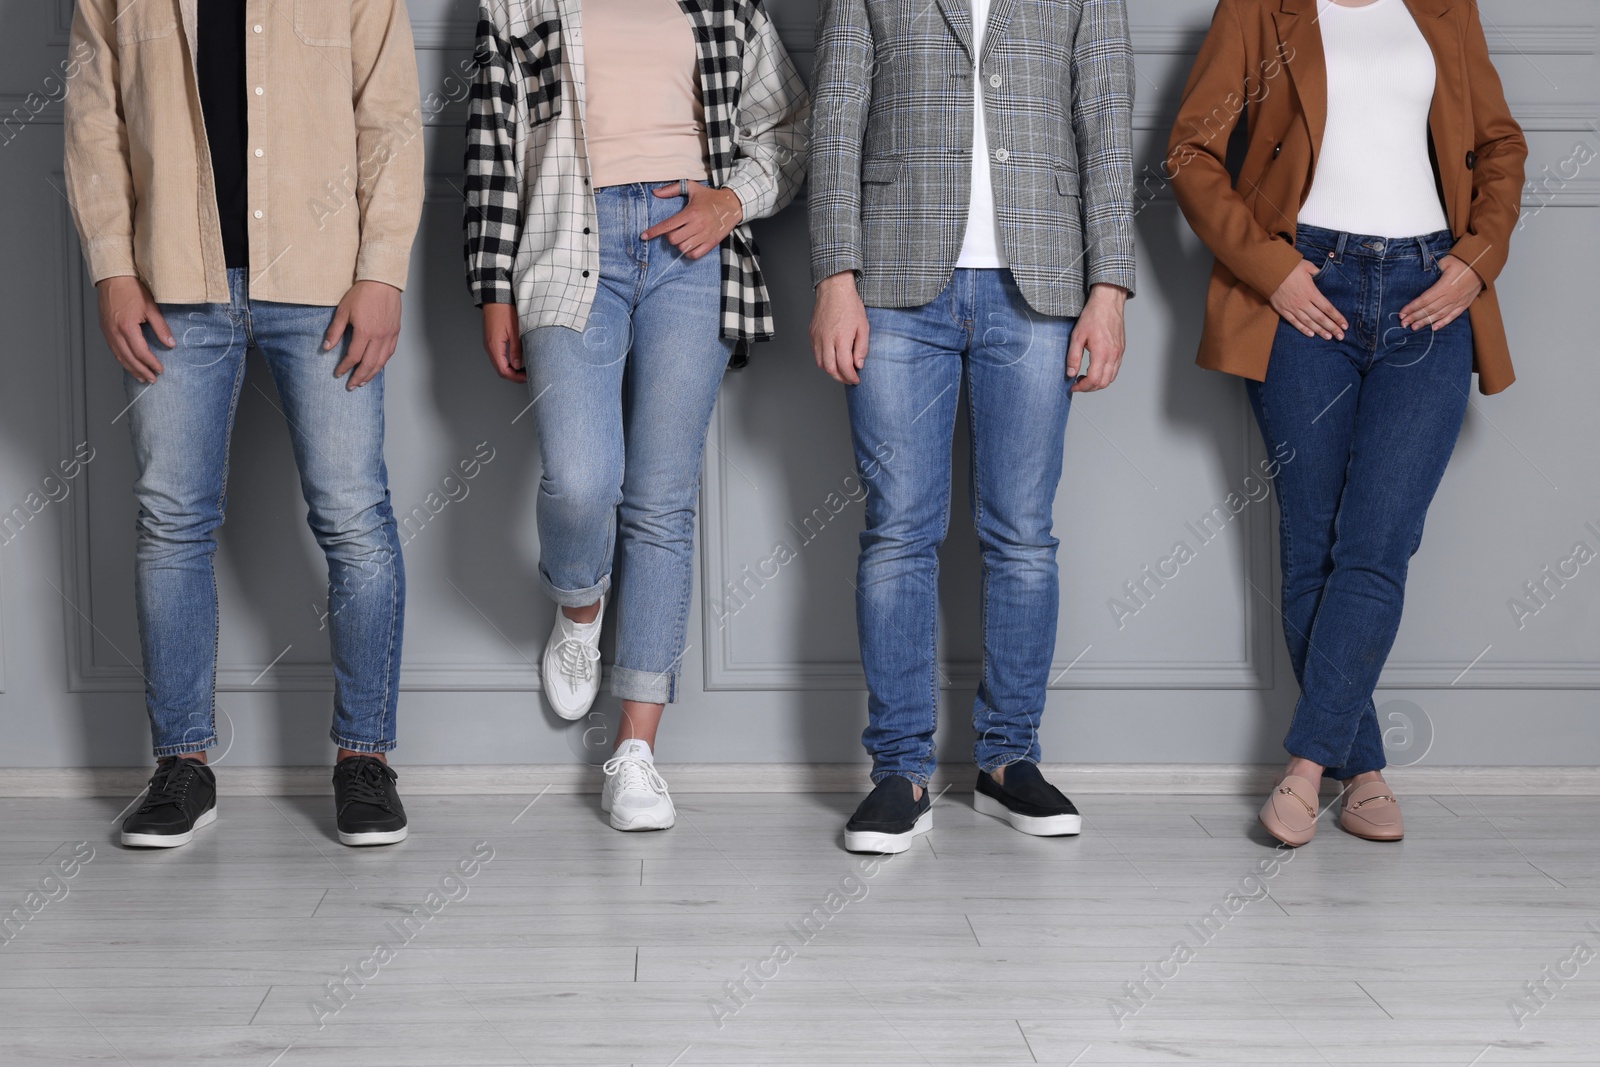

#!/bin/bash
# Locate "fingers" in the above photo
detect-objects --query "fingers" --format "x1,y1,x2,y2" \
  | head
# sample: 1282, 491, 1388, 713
641, 211, 692, 242
1065, 329, 1088, 379
323, 301, 351, 352
109, 330, 160, 384
348, 334, 398, 389
506, 329, 524, 373
120, 321, 165, 381
144, 302, 176, 348
334, 331, 368, 381
1311, 292, 1348, 332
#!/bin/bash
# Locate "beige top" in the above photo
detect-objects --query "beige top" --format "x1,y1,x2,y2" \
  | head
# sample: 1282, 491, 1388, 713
63, 0, 424, 306
582, 0, 710, 188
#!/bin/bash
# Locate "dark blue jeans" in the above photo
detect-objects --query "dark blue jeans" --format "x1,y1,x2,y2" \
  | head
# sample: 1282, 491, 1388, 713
1248, 225, 1472, 779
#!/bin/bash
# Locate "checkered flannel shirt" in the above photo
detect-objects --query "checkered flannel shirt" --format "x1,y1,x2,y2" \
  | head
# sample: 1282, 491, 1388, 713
465, 0, 809, 358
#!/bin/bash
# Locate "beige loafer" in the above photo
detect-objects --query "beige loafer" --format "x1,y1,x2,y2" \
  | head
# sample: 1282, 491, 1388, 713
1259, 773, 1320, 847
1339, 779, 1404, 841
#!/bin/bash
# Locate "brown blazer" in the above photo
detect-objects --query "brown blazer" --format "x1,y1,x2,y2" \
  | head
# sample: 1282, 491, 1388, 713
1166, 0, 1527, 394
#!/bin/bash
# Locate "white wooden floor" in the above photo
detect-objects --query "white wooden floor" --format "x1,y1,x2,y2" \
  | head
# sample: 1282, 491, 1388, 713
2, 790, 1598, 1065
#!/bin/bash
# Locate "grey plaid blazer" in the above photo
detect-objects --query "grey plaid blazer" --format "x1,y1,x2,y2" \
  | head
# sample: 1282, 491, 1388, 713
808, 0, 1137, 315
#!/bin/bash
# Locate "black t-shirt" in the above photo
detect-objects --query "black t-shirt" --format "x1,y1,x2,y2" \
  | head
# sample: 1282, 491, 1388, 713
197, 0, 249, 268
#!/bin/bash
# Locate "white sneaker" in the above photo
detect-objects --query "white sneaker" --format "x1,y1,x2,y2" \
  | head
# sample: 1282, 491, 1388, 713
541, 597, 604, 720
601, 743, 675, 831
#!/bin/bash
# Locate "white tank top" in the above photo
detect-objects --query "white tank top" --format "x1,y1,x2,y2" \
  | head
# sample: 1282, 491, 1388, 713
1297, 0, 1450, 238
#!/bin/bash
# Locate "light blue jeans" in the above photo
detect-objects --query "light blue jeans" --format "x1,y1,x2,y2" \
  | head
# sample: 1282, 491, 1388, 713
525, 183, 734, 704
127, 268, 404, 756
849, 268, 1078, 785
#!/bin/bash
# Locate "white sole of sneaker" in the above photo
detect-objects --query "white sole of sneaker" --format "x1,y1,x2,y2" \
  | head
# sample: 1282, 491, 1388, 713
120, 805, 217, 848
974, 792, 1082, 836
600, 794, 674, 831
338, 825, 409, 847
843, 809, 932, 854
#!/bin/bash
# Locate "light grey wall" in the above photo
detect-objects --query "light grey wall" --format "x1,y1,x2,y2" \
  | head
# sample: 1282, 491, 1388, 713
1, 0, 1596, 770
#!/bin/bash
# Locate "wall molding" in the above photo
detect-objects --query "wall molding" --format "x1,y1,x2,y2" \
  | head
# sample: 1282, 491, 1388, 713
6, 762, 1599, 797
699, 383, 1277, 692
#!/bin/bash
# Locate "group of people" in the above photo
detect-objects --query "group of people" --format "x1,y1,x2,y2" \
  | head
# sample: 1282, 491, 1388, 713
63, 0, 1525, 853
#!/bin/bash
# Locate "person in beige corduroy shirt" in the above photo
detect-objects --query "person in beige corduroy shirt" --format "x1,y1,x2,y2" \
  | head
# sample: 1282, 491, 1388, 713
63, 0, 426, 851
65, 0, 424, 384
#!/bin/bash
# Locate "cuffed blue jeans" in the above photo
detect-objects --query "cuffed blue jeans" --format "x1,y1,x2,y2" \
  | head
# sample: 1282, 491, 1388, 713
525, 183, 734, 705
126, 268, 404, 757
849, 268, 1077, 785
1249, 224, 1473, 779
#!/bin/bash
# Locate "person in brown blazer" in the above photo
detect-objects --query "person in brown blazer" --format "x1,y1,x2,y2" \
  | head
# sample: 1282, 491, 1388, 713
1168, 0, 1526, 847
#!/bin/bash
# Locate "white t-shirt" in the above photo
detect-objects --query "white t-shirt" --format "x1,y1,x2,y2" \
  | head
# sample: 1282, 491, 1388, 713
1297, 0, 1449, 238
955, 0, 1007, 268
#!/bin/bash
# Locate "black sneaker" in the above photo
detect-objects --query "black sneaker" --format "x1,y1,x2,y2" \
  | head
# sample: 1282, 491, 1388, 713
974, 761, 1082, 836
121, 757, 218, 848
844, 776, 931, 853
333, 756, 408, 846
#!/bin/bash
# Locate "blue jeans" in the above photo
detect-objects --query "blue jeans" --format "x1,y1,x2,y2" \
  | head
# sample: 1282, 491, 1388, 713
126, 269, 404, 757
849, 269, 1077, 785
1249, 225, 1472, 778
525, 183, 734, 705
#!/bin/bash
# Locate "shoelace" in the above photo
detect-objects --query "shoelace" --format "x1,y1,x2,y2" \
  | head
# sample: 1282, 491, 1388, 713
554, 632, 601, 685
137, 759, 202, 814
603, 754, 670, 801
337, 758, 395, 813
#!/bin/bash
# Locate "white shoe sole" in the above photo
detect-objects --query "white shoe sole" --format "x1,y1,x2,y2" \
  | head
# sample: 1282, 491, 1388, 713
974, 792, 1082, 836
844, 809, 932, 854
338, 825, 409, 847
120, 805, 217, 848
601, 793, 674, 831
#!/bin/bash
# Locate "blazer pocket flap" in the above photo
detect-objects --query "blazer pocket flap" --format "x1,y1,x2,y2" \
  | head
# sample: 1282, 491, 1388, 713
861, 159, 906, 184
1055, 170, 1080, 197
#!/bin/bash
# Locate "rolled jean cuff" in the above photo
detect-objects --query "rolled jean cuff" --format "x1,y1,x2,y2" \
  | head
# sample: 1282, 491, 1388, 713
329, 730, 398, 754
539, 570, 610, 610
153, 737, 216, 758
611, 664, 674, 705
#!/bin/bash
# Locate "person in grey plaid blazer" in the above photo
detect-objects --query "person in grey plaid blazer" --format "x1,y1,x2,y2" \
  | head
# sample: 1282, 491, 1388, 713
808, 0, 1137, 852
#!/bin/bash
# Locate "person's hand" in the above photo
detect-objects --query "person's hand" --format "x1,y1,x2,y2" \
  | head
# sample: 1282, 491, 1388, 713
642, 181, 744, 259
1067, 283, 1128, 392
810, 271, 869, 385
324, 280, 403, 390
96, 275, 173, 384
1399, 254, 1483, 331
481, 302, 526, 383
1270, 260, 1347, 340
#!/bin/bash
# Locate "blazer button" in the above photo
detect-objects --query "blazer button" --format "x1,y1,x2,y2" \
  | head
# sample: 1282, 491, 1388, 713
1466, 150, 1477, 169
1272, 142, 1282, 158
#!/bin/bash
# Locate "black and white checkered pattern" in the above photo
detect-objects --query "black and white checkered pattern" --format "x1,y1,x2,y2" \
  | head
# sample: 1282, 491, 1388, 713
465, 0, 809, 353
808, 0, 1137, 315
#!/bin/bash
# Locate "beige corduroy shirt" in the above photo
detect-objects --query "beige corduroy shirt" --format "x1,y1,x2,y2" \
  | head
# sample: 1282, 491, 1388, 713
64, 0, 425, 307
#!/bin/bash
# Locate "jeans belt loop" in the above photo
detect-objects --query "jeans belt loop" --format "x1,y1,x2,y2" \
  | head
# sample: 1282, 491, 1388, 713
1419, 237, 1436, 271
1332, 230, 1349, 264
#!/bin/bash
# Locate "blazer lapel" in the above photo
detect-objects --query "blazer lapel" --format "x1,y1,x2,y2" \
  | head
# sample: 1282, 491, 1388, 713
981, 0, 1018, 62
935, 0, 974, 62
1274, 0, 1327, 166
